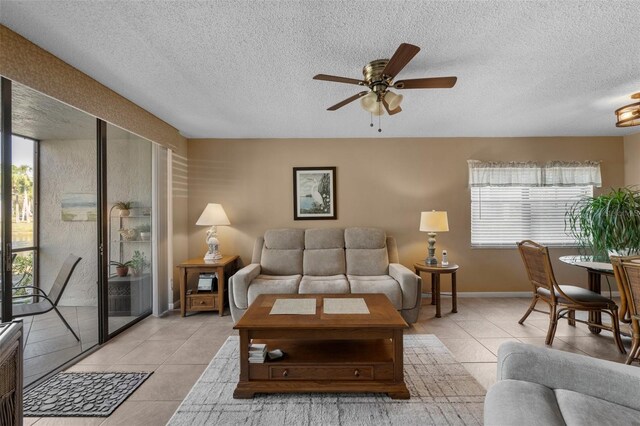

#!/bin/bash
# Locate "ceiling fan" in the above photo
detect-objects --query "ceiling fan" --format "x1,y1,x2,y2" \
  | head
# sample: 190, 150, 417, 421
313, 43, 457, 119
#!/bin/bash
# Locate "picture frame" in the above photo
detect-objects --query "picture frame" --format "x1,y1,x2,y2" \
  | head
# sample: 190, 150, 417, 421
61, 193, 97, 221
293, 167, 337, 220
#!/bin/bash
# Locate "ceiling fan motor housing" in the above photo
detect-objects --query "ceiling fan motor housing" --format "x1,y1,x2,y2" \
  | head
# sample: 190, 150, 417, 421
363, 59, 391, 93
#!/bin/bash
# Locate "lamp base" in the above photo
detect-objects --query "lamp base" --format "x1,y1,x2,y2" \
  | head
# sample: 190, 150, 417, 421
425, 232, 438, 266
204, 251, 223, 261
204, 228, 223, 261
425, 256, 438, 266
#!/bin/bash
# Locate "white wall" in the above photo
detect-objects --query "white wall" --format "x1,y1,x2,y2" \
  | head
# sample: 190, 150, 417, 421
624, 132, 640, 186
39, 139, 98, 306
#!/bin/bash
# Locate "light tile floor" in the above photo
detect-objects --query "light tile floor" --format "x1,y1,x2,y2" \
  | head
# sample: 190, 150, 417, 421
24, 297, 635, 425
22, 306, 139, 386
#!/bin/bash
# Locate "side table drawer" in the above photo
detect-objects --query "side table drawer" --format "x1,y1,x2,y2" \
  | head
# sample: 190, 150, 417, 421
269, 365, 374, 381
187, 294, 217, 311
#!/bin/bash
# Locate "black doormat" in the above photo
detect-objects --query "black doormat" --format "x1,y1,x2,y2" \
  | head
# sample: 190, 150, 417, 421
24, 371, 152, 417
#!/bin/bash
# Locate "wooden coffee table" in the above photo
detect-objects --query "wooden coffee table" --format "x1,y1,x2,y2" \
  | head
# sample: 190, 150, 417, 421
233, 293, 410, 399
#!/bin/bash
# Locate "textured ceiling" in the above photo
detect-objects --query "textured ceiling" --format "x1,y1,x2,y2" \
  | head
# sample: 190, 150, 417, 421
1, 1, 639, 139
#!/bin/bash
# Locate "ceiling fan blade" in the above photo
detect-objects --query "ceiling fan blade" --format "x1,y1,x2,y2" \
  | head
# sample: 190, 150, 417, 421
394, 76, 458, 89
382, 98, 402, 116
313, 74, 366, 86
382, 43, 420, 78
327, 91, 369, 111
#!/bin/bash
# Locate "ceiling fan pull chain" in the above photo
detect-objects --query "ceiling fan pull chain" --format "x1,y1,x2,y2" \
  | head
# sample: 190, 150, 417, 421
378, 103, 382, 132
370, 112, 373, 127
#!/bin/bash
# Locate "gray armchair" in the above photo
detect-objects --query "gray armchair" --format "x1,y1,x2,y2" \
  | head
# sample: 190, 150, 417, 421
484, 342, 640, 425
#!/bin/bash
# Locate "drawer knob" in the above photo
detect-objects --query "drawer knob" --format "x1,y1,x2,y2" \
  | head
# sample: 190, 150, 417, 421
282, 370, 288, 377
354, 369, 360, 377
199, 300, 205, 304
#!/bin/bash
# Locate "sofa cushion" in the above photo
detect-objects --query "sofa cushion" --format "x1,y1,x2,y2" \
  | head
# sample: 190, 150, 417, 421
555, 388, 640, 426
305, 228, 344, 249
348, 275, 402, 309
247, 274, 301, 305
261, 248, 303, 275
484, 380, 564, 426
299, 275, 349, 294
344, 227, 386, 249
346, 248, 389, 276
345, 228, 388, 275
264, 228, 305, 249
260, 229, 304, 275
304, 248, 346, 276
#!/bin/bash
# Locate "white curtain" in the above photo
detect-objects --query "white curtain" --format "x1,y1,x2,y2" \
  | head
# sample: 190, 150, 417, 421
467, 160, 542, 187
468, 160, 602, 187
544, 161, 602, 187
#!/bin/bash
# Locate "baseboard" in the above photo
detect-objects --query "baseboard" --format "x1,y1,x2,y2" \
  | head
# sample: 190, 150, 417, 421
424, 291, 621, 298
169, 300, 180, 310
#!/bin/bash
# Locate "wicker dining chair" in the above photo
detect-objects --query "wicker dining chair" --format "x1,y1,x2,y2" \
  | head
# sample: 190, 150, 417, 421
517, 240, 625, 353
616, 257, 640, 364
610, 255, 637, 325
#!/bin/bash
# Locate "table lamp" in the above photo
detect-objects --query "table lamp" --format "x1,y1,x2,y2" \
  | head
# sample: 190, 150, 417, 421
420, 211, 449, 265
196, 203, 230, 261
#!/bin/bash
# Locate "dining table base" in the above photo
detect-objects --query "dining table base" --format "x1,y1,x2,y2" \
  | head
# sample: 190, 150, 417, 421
587, 270, 602, 334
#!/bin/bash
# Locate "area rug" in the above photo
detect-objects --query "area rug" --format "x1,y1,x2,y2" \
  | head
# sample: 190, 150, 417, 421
24, 372, 152, 417
168, 335, 485, 425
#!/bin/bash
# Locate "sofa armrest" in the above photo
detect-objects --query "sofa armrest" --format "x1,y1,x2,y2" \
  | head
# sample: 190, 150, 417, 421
229, 263, 261, 310
388, 263, 421, 310
497, 341, 640, 411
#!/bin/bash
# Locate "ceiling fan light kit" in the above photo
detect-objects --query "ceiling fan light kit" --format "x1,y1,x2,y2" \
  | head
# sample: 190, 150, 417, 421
615, 92, 640, 127
313, 43, 457, 131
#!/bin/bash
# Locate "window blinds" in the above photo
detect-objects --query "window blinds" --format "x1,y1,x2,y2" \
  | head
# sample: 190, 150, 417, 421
470, 186, 593, 247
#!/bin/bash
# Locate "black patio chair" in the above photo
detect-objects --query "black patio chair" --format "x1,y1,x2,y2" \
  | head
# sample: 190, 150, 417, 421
12, 254, 82, 341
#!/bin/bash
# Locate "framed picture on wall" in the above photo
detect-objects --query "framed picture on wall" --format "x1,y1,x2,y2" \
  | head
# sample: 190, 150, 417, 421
293, 167, 337, 220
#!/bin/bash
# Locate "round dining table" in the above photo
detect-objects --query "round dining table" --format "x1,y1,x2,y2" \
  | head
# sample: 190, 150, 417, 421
559, 255, 614, 334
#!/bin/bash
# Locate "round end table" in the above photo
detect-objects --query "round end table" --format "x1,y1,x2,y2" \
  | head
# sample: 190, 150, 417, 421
413, 262, 459, 318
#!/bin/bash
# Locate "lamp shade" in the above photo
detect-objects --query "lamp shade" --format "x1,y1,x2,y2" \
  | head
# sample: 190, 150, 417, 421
384, 90, 403, 111
360, 92, 384, 116
196, 203, 230, 226
420, 211, 449, 232
615, 101, 640, 127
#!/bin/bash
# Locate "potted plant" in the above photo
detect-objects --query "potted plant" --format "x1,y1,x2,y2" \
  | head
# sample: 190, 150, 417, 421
136, 224, 151, 241
110, 260, 133, 277
130, 250, 149, 276
113, 201, 133, 217
566, 187, 640, 260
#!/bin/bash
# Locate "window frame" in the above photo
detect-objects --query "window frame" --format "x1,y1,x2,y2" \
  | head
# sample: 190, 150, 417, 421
11, 133, 39, 292
470, 185, 594, 249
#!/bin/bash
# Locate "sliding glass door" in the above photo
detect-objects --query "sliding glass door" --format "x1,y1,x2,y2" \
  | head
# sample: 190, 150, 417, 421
10, 81, 100, 385
0, 77, 162, 386
106, 123, 154, 335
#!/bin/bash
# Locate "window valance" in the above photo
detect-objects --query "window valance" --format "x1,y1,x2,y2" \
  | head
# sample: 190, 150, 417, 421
467, 160, 601, 188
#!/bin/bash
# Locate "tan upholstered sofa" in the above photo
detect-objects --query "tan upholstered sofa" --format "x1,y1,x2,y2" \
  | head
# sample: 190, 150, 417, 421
228, 227, 422, 323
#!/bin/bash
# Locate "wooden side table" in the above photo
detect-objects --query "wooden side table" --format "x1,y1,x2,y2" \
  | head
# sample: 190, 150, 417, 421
177, 255, 239, 317
414, 262, 459, 318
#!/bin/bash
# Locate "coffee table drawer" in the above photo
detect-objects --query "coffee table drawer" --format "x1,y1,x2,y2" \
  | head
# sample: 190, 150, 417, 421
269, 365, 374, 381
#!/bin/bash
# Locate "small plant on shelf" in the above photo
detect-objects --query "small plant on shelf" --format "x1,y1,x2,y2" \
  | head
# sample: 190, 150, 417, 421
130, 250, 149, 276
110, 260, 133, 277
113, 201, 133, 217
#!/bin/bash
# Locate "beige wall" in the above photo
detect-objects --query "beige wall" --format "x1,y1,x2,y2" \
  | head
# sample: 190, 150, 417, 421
187, 137, 624, 293
0, 25, 187, 155
624, 132, 640, 186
